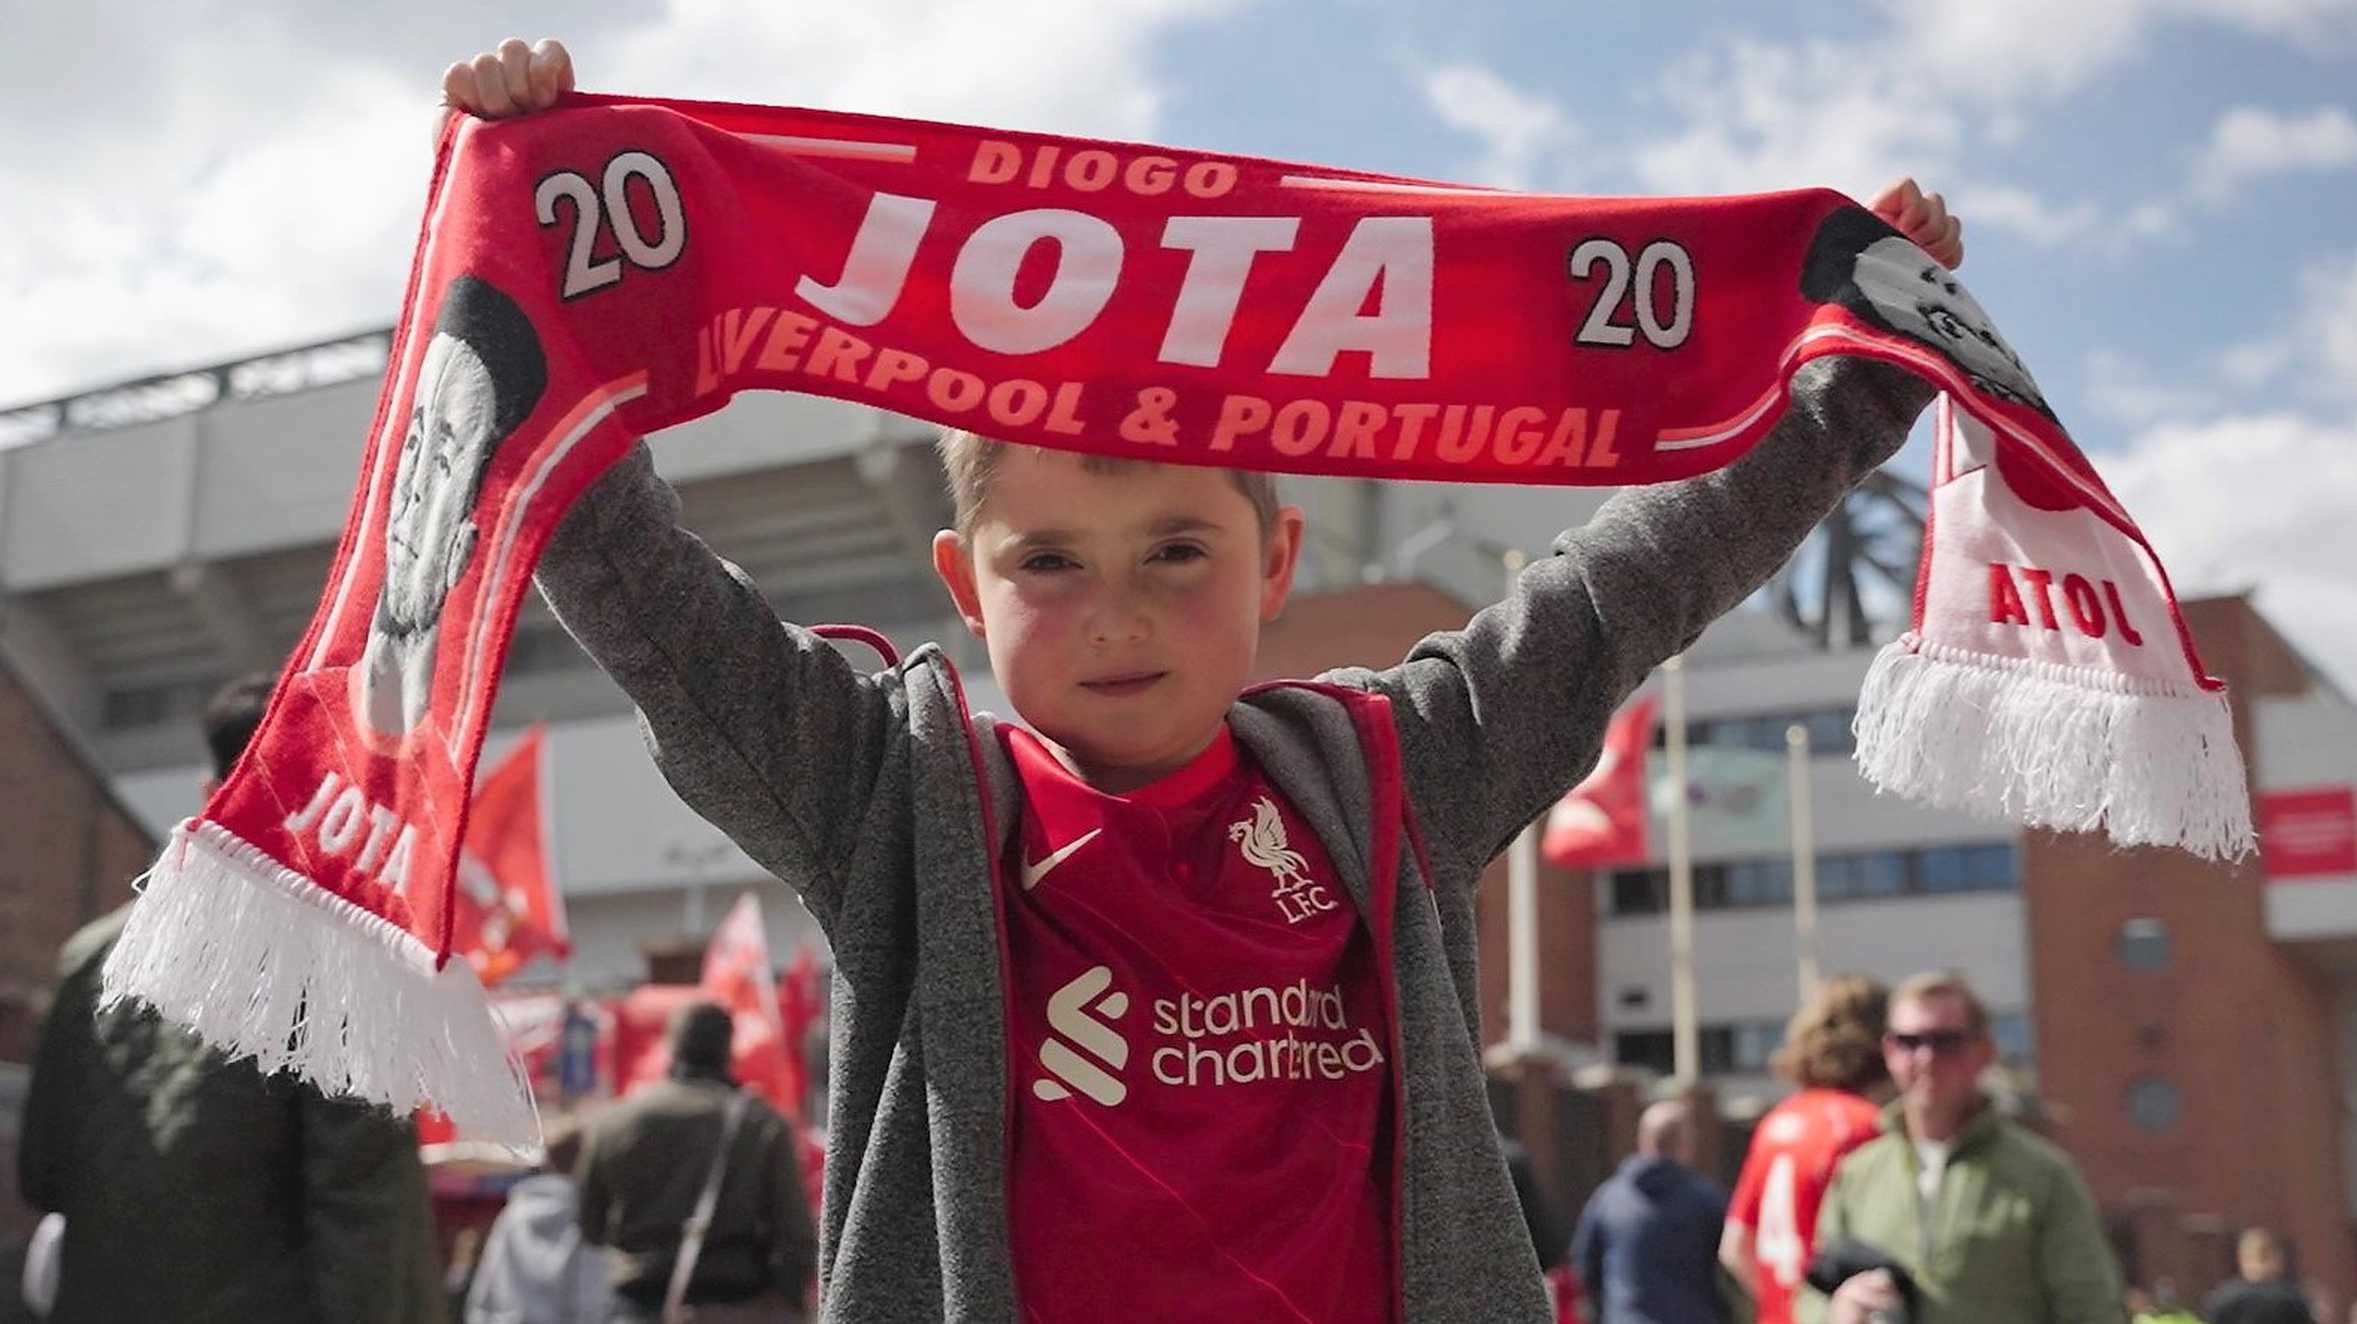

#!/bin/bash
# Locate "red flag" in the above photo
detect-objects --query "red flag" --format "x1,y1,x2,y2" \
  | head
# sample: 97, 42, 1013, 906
450, 727, 568, 986
701, 892, 794, 1114
773, 940, 823, 1122
1542, 696, 1659, 868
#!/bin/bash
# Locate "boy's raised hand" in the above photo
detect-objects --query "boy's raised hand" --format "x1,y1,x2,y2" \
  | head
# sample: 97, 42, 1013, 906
1869, 177, 1964, 270
442, 38, 574, 120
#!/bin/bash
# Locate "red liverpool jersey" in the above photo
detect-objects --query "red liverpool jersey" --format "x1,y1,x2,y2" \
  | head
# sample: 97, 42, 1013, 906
1727, 1088, 1884, 1324
998, 723, 1396, 1323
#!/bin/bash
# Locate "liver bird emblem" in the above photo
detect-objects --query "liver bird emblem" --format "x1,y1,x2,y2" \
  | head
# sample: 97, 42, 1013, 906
1229, 796, 1312, 892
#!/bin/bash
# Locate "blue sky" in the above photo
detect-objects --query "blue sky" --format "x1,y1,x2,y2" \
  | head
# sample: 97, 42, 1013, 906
4, 0, 2353, 667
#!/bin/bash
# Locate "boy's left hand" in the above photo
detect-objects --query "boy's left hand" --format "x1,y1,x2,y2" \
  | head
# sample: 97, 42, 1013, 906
1869, 177, 1964, 270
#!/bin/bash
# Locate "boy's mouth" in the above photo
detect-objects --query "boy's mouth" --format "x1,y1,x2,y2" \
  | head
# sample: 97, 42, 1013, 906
1080, 670, 1167, 697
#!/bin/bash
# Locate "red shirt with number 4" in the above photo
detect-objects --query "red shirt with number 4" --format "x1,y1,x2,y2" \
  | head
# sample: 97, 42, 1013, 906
1727, 1088, 1883, 1324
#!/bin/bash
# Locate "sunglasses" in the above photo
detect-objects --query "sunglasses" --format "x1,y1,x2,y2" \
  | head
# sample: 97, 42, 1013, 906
1886, 1030, 1974, 1056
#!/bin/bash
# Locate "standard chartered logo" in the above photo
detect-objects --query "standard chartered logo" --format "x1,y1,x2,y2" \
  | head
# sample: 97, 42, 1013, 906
1033, 968, 1384, 1107
1034, 965, 1131, 1106
1149, 980, 1385, 1087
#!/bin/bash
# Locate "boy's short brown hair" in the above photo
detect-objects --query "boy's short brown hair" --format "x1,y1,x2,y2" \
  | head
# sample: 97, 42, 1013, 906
934, 428, 1279, 536
1771, 973, 1890, 1092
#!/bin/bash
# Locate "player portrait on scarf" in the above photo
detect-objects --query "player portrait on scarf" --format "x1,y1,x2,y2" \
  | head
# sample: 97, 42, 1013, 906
1801, 203, 2054, 421
354, 273, 547, 737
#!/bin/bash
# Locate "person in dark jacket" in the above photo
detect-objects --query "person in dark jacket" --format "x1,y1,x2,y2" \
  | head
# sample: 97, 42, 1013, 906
575, 1002, 815, 1323
2202, 1227, 2314, 1324
18, 673, 446, 1324
1571, 1098, 1731, 1324
1500, 1132, 1570, 1273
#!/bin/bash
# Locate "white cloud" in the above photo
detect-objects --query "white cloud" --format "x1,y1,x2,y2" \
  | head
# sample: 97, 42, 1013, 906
1417, 64, 1577, 191
2084, 347, 2220, 423
2172, 0, 2357, 48
1614, 2, 2353, 247
2103, 410, 2357, 687
2202, 249, 2357, 402
1953, 183, 2101, 245
1631, 38, 1961, 200
2305, 251, 2357, 392
2086, 246, 2357, 688
2191, 104, 2357, 199
0, 0, 1232, 407
1875, 0, 2159, 103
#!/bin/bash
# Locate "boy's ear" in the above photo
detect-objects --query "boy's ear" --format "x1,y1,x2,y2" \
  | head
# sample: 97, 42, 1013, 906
931, 529, 988, 640
1259, 505, 1307, 624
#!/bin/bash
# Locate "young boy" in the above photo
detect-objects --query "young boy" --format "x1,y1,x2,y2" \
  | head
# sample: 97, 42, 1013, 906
449, 38, 1960, 1324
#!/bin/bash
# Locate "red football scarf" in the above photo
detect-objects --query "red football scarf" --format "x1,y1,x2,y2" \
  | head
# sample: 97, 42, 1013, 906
101, 92, 2250, 1142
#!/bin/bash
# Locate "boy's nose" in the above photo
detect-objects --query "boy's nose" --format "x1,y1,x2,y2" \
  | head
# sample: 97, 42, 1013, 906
1084, 591, 1153, 646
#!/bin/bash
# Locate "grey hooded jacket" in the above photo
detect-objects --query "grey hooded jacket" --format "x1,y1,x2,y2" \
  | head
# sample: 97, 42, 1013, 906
534, 356, 1932, 1322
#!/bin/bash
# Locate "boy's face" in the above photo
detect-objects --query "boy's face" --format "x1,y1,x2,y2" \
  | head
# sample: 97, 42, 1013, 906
932, 448, 1304, 793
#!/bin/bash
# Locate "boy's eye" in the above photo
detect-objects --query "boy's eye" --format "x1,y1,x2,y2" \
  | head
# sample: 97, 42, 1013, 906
1020, 552, 1077, 573
1150, 543, 1207, 564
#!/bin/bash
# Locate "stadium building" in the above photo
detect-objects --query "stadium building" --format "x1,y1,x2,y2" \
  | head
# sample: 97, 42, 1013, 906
4, 332, 2355, 1293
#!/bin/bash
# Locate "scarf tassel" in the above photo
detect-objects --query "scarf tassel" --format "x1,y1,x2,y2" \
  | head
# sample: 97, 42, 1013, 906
99, 819, 540, 1149
1854, 633, 2255, 863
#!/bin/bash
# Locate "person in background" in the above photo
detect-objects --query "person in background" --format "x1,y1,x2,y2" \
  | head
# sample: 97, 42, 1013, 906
575, 1003, 814, 1323
1500, 1131, 1570, 1275
1571, 1098, 1731, 1323
1803, 972, 2124, 1323
1722, 974, 1891, 1324
18, 673, 446, 1324
2125, 1282, 2200, 1323
465, 1117, 614, 1324
2202, 1228, 2313, 1324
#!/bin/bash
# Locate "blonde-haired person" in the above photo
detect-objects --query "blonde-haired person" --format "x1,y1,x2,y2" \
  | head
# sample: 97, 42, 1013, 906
1719, 975, 1892, 1324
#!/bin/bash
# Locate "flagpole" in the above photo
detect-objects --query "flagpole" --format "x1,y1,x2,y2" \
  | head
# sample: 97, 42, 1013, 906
1786, 723, 1820, 1001
1665, 654, 1698, 1082
1504, 548, 1542, 1058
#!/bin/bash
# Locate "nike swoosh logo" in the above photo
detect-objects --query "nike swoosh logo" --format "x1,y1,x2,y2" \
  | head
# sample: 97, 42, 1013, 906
1021, 828, 1102, 891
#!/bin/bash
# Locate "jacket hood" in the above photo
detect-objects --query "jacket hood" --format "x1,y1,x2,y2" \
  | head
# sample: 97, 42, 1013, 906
1622, 1154, 1687, 1197
500, 1173, 586, 1254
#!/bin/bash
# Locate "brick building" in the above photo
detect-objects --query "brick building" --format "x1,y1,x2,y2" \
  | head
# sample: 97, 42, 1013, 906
2028, 596, 2357, 1300
0, 649, 157, 1252
0, 652, 154, 1065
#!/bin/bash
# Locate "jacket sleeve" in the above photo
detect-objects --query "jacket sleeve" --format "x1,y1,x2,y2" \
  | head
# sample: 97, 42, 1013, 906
298, 1091, 444, 1324
534, 441, 908, 932
2038, 1160, 2128, 1324
1342, 357, 1934, 889
1795, 1163, 1854, 1324
1569, 1194, 1605, 1309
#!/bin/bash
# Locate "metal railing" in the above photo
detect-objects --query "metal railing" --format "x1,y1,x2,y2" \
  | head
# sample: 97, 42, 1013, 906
0, 329, 394, 449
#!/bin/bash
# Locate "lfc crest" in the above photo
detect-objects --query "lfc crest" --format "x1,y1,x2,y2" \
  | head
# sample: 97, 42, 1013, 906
1228, 796, 1338, 924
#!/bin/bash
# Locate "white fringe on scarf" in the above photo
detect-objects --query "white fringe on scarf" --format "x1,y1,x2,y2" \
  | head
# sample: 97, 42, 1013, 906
1855, 633, 2255, 862
99, 818, 540, 1150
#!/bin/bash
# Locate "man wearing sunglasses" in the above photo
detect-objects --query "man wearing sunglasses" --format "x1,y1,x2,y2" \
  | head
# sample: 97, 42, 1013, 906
1800, 973, 2125, 1323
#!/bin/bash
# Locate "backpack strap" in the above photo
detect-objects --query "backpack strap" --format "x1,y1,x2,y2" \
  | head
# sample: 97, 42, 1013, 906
662, 1091, 752, 1324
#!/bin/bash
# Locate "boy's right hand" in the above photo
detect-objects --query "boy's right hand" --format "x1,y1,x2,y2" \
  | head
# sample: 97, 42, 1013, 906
441, 38, 574, 121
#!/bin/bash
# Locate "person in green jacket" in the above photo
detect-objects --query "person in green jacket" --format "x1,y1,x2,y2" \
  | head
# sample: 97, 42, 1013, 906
1800, 972, 2125, 1324
18, 674, 447, 1324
